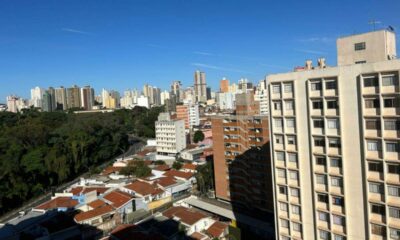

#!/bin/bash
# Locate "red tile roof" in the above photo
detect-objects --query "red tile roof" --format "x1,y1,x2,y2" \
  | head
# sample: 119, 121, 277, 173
164, 169, 194, 180
156, 176, 177, 188
103, 191, 133, 208
154, 164, 170, 171
87, 199, 107, 209
101, 166, 123, 175
191, 232, 209, 240
163, 206, 208, 226
124, 181, 163, 196
206, 221, 228, 238
70, 186, 109, 196
182, 163, 197, 171
35, 197, 78, 210
74, 205, 114, 222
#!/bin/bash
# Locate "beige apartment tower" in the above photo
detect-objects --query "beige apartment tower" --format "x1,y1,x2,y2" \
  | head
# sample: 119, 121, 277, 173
268, 29, 400, 240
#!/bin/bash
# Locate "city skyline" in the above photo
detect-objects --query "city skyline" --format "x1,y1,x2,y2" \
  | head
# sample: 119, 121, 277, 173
1, 0, 399, 101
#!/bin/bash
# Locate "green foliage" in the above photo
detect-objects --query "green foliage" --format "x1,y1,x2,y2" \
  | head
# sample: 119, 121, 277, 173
195, 161, 214, 195
172, 161, 183, 170
193, 130, 205, 143
0, 106, 164, 215
120, 160, 151, 177
154, 160, 166, 165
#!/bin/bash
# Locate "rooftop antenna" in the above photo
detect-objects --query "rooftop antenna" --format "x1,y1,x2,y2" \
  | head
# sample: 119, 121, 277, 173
368, 19, 381, 31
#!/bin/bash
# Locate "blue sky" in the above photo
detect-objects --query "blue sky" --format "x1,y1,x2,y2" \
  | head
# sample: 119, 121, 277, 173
1, 0, 399, 101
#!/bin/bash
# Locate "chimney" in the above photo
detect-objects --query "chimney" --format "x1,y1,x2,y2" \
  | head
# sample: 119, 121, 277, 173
305, 60, 313, 70
318, 58, 326, 68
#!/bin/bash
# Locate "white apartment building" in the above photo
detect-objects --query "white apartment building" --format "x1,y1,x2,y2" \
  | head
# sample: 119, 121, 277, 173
30, 86, 44, 108
137, 95, 150, 108
255, 79, 269, 115
156, 112, 186, 156
216, 92, 236, 110
188, 104, 200, 128
268, 29, 399, 240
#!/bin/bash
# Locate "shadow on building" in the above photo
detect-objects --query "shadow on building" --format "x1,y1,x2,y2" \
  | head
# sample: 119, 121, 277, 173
227, 142, 275, 240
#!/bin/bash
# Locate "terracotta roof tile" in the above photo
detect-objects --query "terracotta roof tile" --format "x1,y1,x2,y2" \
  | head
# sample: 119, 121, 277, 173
182, 163, 197, 171
103, 191, 133, 208
70, 186, 109, 196
206, 221, 228, 238
156, 176, 177, 188
35, 197, 78, 210
163, 206, 208, 226
87, 199, 107, 209
164, 169, 194, 180
154, 165, 171, 171
191, 232, 209, 240
124, 181, 163, 196
74, 205, 114, 222
101, 166, 123, 175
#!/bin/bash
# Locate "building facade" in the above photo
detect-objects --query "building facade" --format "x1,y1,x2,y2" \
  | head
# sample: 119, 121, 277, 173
156, 112, 186, 156
194, 70, 207, 103
268, 29, 400, 240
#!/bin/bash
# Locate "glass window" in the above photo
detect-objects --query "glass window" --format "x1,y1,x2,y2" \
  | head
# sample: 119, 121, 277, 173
390, 228, 400, 240
318, 211, 328, 221
327, 100, 339, 109
331, 158, 342, 168
320, 230, 330, 240
279, 186, 287, 194
280, 219, 289, 228
384, 98, 397, 108
366, 119, 380, 130
334, 235, 345, 240
382, 75, 398, 86
272, 85, 280, 93
288, 153, 297, 162
314, 119, 324, 128
327, 119, 339, 129
318, 194, 329, 203
371, 204, 385, 215
365, 99, 380, 108
286, 118, 295, 128
364, 76, 379, 87
355, 42, 366, 51
277, 169, 286, 178
274, 118, 283, 128
285, 100, 293, 110
276, 151, 285, 161
290, 188, 299, 197
316, 156, 326, 165
287, 136, 296, 145
325, 80, 337, 90
333, 215, 345, 226
314, 138, 325, 147
329, 138, 341, 148
388, 164, 400, 174
369, 182, 383, 194
289, 171, 298, 180
367, 140, 380, 151
384, 119, 400, 130
371, 223, 386, 236
284, 83, 293, 93
275, 135, 283, 144
332, 196, 344, 206
316, 174, 327, 184
389, 207, 400, 219
386, 142, 399, 152
292, 205, 300, 215
369, 162, 383, 172
331, 177, 342, 187
292, 222, 301, 232
388, 185, 400, 197
273, 102, 281, 110
311, 82, 322, 91
312, 101, 323, 109
280, 202, 288, 211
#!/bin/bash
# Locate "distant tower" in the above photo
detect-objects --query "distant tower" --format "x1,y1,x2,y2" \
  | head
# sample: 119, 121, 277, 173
220, 77, 229, 93
194, 70, 207, 102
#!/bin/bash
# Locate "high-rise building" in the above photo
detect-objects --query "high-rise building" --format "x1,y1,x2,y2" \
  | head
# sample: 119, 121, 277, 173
41, 90, 53, 112
220, 77, 230, 93
47, 87, 56, 111
238, 78, 253, 92
176, 105, 189, 129
102, 89, 120, 109
255, 79, 269, 115
176, 104, 200, 130
30, 86, 44, 108
267, 29, 399, 240
137, 95, 150, 109
160, 90, 170, 105
6, 96, 20, 113
171, 81, 183, 103
155, 112, 186, 156
54, 87, 67, 110
194, 70, 207, 102
212, 92, 273, 236
66, 85, 81, 109
80, 86, 94, 110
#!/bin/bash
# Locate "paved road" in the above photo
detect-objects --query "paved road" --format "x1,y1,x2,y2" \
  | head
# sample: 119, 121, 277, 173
0, 140, 145, 224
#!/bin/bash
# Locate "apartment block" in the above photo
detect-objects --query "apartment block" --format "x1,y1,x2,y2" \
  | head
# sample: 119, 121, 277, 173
156, 112, 186, 156
267, 29, 400, 240
212, 93, 273, 214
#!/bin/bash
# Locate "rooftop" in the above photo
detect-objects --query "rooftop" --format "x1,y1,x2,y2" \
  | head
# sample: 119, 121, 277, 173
164, 169, 194, 180
74, 205, 114, 222
124, 180, 163, 196
35, 197, 78, 210
70, 186, 109, 196
163, 206, 208, 226
206, 221, 228, 238
103, 191, 133, 208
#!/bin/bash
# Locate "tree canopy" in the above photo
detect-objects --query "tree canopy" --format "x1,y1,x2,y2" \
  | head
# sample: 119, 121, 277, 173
193, 130, 205, 143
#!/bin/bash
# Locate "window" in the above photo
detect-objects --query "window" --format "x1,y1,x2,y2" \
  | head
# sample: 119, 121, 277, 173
327, 119, 339, 129
329, 138, 341, 148
286, 118, 295, 128
389, 207, 400, 219
318, 211, 328, 221
292, 222, 301, 232
366, 119, 380, 130
382, 75, 398, 86
272, 85, 280, 93
325, 80, 337, 90
331, 158, 342, 168
331, 177, 342, 187
280, 219, 289, 228
364, 77, 379, 87
312, 101, 323, 109
369, 182, 383, 194
388, 164, 400, 174
314, 138, 325, 147
371, 223, 386, 236
356, 60, 367, 64
355, 42, 366, 51
316, 174, 327, 184
277, 169, 286, 178
334, 235, 345, 240
289, 171, 298, 180
320, 230, 330, 240
311, 82, 322, 91
316, 156, 326, 165
284, 83, 293, 93
292, 205, 300, 215
367, 140, 380, 151
365, 99, 380, 108
290, 188, 299, 197
386, 142, 399, 152
275, 135, 283, 144
280, 202, 288, 211
318, 194, 329, 203
314, 119, 324, 128
333, 215, 345, 226
275, 118, 283, 128
384, 98, 397, 108
388, 185, 400, 197
288, 153, 297, 163
279, 186, 287, 194
332, 196, 344, 206
384, 119, 400, 130
287, 136, 296, 145
276, 151, 285, 161
369, 162, 383, 172
371, 204, 385, 215
327, 100, 338, 109
273, 102, 282, 110
285, 101, 294, 110
390, 228, 400, 240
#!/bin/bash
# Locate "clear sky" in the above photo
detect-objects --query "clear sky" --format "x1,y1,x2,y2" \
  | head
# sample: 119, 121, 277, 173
1, 0, 399, 101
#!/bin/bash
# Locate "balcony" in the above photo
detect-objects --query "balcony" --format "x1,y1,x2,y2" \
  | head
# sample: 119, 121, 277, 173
364, 107, 380, 116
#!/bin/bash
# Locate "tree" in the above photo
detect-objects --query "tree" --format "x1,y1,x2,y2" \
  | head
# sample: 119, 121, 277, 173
193, 130, 205, 143
120, 161, 137, 176
172, 161, 183, 170
195, 161, 214, 195
154, 160, 166, 165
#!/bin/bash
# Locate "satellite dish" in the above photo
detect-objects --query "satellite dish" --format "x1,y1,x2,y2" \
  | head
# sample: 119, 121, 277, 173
388, 25, 395, 32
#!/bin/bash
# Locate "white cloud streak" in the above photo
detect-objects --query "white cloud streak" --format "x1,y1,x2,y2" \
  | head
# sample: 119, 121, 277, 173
294, 49, 327, 55
61, 28, 91, 35
191, 63, 252, 74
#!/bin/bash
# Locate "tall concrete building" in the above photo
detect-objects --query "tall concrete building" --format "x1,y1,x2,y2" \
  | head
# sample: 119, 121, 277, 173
171, 81, 183, 103
255, 79, 269, 115
268, 29, 399, 240
155, 112, 186, 156
41, 90, 53, 112
66, 85, 81, 109
30, 86, 44, 108
102, 89, 120, 109
194, 70, 207, 102
220, 77, 230, 93
54, 87, 67, 110
80, 86, 94, 110
212, 92, 274, 237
